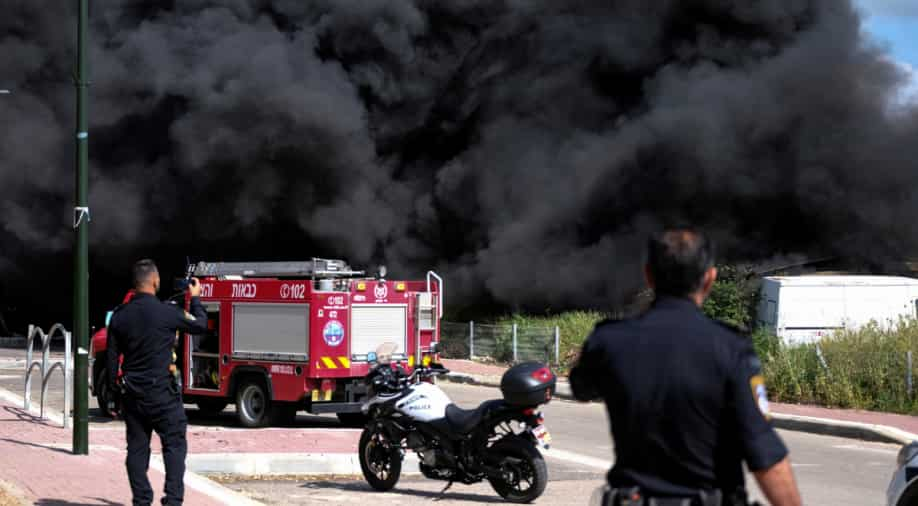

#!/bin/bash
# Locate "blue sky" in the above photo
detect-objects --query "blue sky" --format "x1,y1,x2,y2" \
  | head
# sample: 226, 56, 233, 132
856, 0, 918, 95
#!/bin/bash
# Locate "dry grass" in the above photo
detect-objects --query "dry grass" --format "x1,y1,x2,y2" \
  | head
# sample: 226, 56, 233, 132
755, 319, 918, 414
0, 482, 26, 506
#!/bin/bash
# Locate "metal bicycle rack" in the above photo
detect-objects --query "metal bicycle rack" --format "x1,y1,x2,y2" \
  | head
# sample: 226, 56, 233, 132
24, 324, 72, 428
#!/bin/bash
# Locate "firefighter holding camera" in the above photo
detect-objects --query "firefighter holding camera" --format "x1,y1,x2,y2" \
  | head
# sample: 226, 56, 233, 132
107, 259, 208, 506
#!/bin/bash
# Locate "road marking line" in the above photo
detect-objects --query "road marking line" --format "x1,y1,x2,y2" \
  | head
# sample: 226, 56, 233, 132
832, 444, 898, 455
542, 447, 612, 470
0, 386, 65, 426
150, 455, 265, 506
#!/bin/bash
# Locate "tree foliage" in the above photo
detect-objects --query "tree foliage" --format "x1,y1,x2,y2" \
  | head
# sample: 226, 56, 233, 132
702, 265, 759, 329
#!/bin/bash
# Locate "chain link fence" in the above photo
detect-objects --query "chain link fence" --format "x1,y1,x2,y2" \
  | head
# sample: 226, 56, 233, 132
439, 321, 560, 364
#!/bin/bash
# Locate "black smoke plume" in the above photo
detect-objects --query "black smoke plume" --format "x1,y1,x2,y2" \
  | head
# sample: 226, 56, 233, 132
1, 0, 917, 331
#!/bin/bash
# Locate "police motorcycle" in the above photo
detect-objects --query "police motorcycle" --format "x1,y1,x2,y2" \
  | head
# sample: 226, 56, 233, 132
358, 343, 556, 503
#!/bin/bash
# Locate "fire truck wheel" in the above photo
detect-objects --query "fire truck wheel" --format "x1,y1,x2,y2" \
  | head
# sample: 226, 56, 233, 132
196, 399, 228, 416
337, 413, 369, 427
236, 379, 272, 428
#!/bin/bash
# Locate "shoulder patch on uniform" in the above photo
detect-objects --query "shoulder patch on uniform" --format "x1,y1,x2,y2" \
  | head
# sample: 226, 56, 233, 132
750, 374, 771, 419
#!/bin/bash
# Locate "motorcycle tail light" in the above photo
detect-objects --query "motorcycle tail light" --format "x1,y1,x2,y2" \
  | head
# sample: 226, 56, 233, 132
530, 367, 553, 383
522, 408, 536, 416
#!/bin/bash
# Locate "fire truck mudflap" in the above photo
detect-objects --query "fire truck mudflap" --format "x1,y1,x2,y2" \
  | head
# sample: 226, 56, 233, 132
181, 259, 442, 428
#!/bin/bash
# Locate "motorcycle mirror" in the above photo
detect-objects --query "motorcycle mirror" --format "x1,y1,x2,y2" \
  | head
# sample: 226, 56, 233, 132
429, 341, 439, 355
367, 352, 378, 364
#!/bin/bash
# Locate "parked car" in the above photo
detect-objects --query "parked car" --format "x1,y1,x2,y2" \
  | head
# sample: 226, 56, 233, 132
888, 441, 918, 505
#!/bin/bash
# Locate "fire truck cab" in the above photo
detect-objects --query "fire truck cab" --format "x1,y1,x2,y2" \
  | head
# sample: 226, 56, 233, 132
169, 259, 440, 427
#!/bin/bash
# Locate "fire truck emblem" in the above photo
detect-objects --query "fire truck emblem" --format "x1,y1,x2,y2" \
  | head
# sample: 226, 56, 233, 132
374, 284, 388, 300
323, 320, 345, 347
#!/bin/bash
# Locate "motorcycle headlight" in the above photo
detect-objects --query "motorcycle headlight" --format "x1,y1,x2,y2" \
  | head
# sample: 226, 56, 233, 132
898, 441, 918, 467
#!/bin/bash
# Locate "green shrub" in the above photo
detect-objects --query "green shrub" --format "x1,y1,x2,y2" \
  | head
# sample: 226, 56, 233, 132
483, 312, 918, 415
755, 319, 918, 414
702, 265, 758, 329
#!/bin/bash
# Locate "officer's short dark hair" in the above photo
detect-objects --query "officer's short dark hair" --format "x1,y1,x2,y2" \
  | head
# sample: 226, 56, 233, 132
646, 229, 715, 297
133, 259, 158, 288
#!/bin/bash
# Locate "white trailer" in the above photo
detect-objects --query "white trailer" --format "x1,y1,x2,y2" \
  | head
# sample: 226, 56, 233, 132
757, 275, 918, 344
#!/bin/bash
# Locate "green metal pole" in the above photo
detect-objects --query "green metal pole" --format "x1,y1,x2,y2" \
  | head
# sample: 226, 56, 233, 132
73, 0, 90, 456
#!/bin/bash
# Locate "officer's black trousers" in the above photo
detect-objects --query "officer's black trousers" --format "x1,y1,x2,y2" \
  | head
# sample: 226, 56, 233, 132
122, 384, 188, 506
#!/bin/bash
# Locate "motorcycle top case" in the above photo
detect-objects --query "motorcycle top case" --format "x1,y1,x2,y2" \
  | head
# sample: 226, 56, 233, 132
500, 362, 556, 406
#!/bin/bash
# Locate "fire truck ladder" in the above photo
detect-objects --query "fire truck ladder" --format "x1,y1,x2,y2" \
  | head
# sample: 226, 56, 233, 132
192, 259, 365, 278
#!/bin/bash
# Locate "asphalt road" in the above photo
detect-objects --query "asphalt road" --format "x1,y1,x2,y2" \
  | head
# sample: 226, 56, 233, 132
0, 349, 899, 505
221, 382, 898, 505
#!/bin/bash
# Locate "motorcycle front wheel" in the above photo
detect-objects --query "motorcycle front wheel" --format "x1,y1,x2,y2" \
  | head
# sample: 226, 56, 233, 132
487, 438, 548, 503
358, 425, 402, 491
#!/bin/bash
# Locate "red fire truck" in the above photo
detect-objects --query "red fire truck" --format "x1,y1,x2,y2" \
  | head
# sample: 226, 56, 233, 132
90, 259, 442, 427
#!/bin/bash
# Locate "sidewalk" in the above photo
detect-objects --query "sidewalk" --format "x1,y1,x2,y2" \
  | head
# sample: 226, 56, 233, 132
0, 397, 232, 505
0, 345, 377, 505
0, 384, 369, 505
0, 379, 426, 505
441, 358, 918, 445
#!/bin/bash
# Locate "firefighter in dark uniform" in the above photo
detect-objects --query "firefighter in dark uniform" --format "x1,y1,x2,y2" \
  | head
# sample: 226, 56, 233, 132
107, 259, 208, 506
570, 230, 802, 506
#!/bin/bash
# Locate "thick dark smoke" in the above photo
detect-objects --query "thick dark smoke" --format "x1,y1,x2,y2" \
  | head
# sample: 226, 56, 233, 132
2, 0, 918, 330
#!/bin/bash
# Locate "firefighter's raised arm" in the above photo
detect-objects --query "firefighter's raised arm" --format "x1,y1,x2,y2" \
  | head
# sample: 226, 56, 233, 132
173, 277, 208, 334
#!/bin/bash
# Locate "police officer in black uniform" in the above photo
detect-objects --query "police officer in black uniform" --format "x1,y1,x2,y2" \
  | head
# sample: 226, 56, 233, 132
107, 259, 207, 506
570, 229, 802, 506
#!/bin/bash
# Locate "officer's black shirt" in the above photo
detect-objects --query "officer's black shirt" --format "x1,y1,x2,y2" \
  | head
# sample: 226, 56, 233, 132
570, 296, 788, 497
107, 293, 208, 391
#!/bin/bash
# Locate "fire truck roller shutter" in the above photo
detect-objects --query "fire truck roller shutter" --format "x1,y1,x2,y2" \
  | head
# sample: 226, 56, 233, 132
350, 304, 407, 359
232, 303, 309, 362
